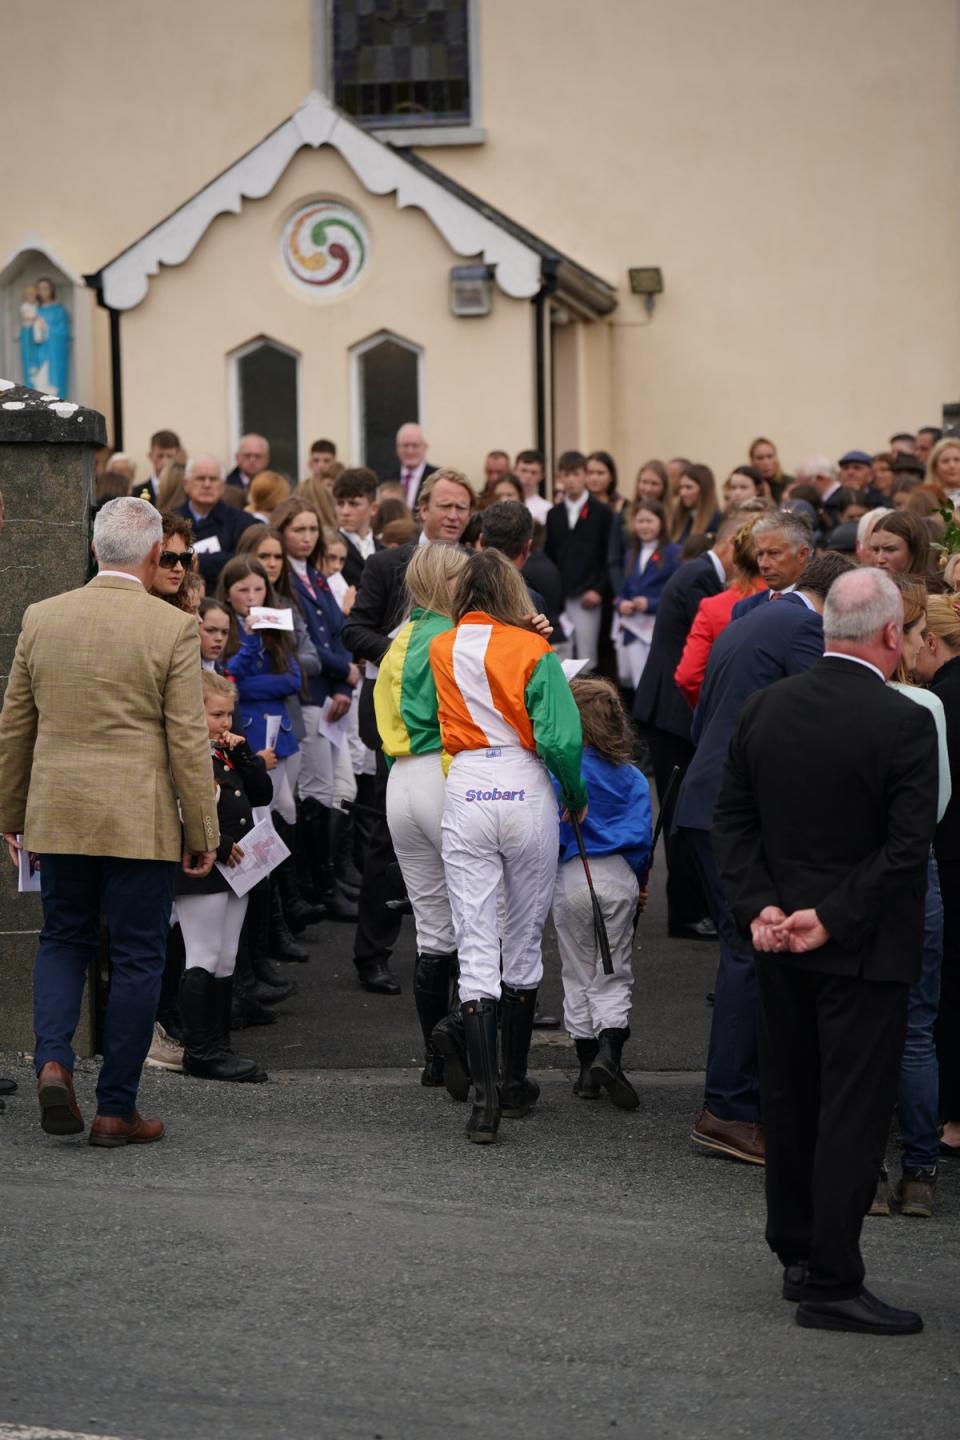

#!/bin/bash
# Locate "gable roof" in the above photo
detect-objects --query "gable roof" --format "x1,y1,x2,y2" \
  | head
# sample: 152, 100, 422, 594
88, 92, 616, 318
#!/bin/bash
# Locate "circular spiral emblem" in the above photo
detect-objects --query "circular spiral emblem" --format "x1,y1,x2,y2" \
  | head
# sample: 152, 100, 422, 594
281, 202, 369, 295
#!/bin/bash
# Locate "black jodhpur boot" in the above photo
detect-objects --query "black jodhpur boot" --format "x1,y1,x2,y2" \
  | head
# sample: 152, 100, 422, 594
573, 1038, 602, 1098
499, 985, 541, 1118
462, 998, 501, 1144
179, 968, 260, 1081
213, 976, 267, 1082
331, 804, 362, 898
300, 798, 358, 921
589, 1027, 640, 1110
431, 1008, 470, 1102
272, 812, 325, 933
414, 951, 456, 1087
246, 882, 298, 1000
268, 877, 309, 964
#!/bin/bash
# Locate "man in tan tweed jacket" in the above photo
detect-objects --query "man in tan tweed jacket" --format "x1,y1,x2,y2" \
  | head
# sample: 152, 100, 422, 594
0, 497, 219, 1147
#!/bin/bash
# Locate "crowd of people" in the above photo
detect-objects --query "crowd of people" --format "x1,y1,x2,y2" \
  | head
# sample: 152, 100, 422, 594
2, 414, 959, 1336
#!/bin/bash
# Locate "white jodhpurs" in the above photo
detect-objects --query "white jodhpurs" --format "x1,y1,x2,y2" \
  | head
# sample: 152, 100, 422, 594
298, 708, 337, 808
441, 746, 559, 1003
269, 752, 301, 825
564, 596, 603, 670
385, 752, 455, 954
552, 853, 638, 1037
177, 890, 250, 978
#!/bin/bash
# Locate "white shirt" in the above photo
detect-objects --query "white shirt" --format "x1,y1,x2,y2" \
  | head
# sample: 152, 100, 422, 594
822, 651, 886, 682
705, 549, 725, 585
97, 570, 143, 585
401, 461, 428, 508
344, 528, 376, 560
525, 493, 552, 525
289, 556, 309, 579
564, 493, 586, 530
637, 541, 657, 574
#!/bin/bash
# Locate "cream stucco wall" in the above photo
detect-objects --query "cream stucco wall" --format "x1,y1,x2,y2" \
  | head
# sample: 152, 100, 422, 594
119, 145, 535, 478
3, 0, 958, 482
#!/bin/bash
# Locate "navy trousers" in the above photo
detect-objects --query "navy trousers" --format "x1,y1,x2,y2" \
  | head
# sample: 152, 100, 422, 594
682, 826, 760, 1123
35, 853, 176, 1117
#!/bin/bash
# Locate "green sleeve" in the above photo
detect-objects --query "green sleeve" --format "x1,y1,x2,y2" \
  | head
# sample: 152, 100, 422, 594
524, 650, 587, 811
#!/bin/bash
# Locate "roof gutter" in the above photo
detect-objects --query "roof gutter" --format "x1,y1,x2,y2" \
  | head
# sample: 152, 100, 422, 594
84, 271, 123, 450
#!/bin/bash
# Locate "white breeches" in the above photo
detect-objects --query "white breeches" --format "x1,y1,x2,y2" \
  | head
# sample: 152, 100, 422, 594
270, 752, 301, 825
618, 635, 652, 690
565, 596, 603, 670
552, 854, 638, 1036
386, 752, 455, 954
177, 891, 250, 978
333, 729, 358, 808
299, 709, 338, 808
441, 747, 559, 1002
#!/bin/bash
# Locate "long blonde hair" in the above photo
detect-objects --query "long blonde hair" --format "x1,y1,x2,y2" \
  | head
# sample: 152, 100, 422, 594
925, 593, 960, 652
404, 543, 469, 619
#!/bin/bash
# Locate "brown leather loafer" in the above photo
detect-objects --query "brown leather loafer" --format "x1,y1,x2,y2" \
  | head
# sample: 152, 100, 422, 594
88, 1112, 165, 1148
37, 1061, 84, 1136
690, 1106, 765, 1165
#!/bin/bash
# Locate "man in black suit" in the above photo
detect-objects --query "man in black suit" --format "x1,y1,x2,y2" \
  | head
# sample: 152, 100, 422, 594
342, 471, 474, 995
633, 508, 742, 937
676, 554, 853, 1165
385, 422, 438, 511
714, 568, 938, 1334
175, 456, 258, 588
544, 451, 612, 670
131, 428, 181, 508
333, 468, 384, 588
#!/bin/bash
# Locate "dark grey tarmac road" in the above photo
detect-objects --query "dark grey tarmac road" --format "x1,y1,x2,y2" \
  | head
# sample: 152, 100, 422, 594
2, 876, 959, 1440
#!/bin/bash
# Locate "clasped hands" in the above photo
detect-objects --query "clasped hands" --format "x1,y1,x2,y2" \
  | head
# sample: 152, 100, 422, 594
750, 905, 830, 954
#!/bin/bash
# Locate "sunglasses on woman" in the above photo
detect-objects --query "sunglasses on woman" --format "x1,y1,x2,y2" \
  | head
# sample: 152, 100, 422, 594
158, 548, 195, 569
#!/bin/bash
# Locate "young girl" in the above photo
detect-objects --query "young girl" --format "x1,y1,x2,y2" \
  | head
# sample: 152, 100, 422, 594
374, 543, 469, 1090
175, 671, 274, 1082
272, 499, 361, 920
551, 678, 653, 1109
321, 529, 357, 616
430, 549, 587, 1145
198, 598, 232, 672
669, 463, 721, 544
615, 500, 681, 690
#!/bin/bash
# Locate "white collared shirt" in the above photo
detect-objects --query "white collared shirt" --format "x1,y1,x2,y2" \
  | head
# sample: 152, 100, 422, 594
564, 493, 586, 530
822, 650, 886, 682
345, 528, 376, 560
97, 569, 143, 586
289, 556, 309, 578
525, 493, 552, 525
706, 549, 725, 584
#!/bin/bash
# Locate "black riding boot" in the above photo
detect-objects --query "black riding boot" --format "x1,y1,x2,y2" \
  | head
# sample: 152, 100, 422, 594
231, 918, 279, 1028
462, 998, 501, 1144
573, 1038, 602, 1098
180, 968, 260, 1081
213, 976, 267, 1082
157, 922, 185, 1042
414, 952, 456, 1087
432, 1009, 470, 1102
247, 882, 298, 1000
332, 805, 362, 897
300, 798, 359, 921
589, 1027, 640, 1110
272, 812, 325, 932
268, 877, 309, 963
499, 985, 540, 1118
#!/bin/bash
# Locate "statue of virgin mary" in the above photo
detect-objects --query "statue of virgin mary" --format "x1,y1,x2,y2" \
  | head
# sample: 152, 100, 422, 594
19, 275, 70, 398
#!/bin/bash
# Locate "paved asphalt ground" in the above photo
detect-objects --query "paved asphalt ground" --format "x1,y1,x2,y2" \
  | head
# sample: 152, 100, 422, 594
3, 873, 960, 1440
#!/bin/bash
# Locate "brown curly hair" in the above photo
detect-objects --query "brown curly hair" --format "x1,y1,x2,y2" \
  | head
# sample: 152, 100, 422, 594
569, 677, 634, 766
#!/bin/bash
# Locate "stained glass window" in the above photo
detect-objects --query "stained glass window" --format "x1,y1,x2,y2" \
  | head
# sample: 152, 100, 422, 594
333, 0, 471, 128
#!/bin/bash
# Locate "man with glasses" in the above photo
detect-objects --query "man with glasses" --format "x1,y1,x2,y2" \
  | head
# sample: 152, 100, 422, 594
174, 455, 258, 587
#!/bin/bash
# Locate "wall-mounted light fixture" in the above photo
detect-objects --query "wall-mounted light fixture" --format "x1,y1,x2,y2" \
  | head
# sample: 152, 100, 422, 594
628, 266, 664, 316
450, 264, 494, 317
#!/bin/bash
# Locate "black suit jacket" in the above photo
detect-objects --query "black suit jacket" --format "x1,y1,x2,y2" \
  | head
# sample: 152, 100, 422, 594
384, 462, 437, 507
675, 594, 824, 833
522, 550, 565, 634
338, 530, 384, 590
932, 654, 960, 862
633, 553, 724, 738
174, 500, 259, 586
714, 656, 939, 983
543, 496, 612, 600
342, 544, 415, 749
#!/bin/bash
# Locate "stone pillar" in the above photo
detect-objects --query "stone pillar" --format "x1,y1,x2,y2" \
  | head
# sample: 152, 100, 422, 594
0, 380, 106, 1055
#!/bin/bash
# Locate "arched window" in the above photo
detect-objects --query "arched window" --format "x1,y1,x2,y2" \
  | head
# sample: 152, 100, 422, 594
351, 331, 422, 479
228, 337, 301, 483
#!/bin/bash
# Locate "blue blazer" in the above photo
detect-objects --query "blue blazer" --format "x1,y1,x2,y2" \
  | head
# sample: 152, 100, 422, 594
617, 543, 682, 645
174, 500, 258, 586
730, 588, 776, 621
226, 631, 302, 757
291, 568, 353, 706
674, 593, 823, 833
